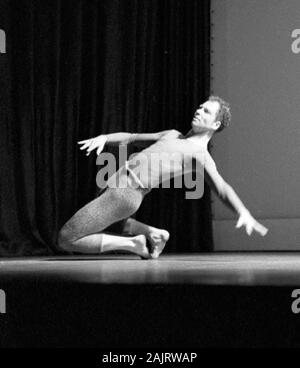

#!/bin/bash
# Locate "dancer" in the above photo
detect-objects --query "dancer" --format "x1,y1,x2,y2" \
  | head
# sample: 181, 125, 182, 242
58, 96, 268, 259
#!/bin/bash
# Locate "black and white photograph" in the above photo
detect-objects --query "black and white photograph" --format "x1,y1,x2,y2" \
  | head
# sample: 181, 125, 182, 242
0, 0, 300, 353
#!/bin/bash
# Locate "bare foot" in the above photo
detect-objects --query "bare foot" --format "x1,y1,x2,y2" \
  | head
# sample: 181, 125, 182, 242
123, 218, 169, 259
132, 234, 150, 259
147, 229, 170, 259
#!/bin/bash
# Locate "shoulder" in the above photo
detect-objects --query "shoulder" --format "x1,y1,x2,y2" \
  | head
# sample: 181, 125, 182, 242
160, 129, 182, 139
204, 151, 217, 172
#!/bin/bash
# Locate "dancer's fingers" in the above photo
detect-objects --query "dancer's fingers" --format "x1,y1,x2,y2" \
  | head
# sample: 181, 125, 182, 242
86, 141, 98, 155
78, 139, 90, 144
235, 217, 243, 228
255, 222, 268, 236
79, 142, 91, 150
246, 224, 253, 236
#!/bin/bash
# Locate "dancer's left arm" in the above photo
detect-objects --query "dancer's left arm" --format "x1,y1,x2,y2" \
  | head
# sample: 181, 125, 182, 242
204, 153, 268, 236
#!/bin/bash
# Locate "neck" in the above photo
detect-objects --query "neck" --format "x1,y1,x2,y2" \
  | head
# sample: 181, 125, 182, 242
184, 129, 214, 148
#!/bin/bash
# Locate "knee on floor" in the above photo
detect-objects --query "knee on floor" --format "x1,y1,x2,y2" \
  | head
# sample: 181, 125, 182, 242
57, 226, 74, 252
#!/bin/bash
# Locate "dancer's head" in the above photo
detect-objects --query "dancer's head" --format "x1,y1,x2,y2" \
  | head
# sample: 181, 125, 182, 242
191, 96, 231, 134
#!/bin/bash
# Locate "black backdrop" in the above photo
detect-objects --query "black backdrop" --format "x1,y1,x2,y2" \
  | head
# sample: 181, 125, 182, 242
0, 0, 213, 256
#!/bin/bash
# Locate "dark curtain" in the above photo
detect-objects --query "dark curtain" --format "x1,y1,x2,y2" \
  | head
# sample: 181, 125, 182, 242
0, 0, 212, 256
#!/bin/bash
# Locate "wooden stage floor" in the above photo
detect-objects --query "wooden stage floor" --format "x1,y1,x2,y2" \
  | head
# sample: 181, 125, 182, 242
1, 252, 300, 286
2, 253, 300, 347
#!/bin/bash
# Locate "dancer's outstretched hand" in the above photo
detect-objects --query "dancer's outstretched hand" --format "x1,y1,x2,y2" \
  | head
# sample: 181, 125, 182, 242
236, 211, 268, 236
78, 135, 108, 156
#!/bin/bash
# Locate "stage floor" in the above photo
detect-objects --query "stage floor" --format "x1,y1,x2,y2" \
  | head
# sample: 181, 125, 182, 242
1, 252, 300, 286
2, 252, 300, 347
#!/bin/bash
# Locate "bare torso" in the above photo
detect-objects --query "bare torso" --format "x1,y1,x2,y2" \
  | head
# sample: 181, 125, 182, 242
126, 131, 207, 189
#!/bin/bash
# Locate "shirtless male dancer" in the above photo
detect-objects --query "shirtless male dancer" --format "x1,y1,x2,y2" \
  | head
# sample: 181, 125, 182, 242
58, 96, 268, 259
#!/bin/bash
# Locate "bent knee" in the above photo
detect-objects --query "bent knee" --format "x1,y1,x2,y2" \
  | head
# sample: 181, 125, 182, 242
57, 226, 74, 252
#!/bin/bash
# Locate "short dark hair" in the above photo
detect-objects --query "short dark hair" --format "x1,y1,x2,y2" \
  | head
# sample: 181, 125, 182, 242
209, 95, 231, 132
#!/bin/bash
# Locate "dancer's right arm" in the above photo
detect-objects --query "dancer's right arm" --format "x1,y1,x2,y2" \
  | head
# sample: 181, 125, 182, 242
78, 130, 180, 156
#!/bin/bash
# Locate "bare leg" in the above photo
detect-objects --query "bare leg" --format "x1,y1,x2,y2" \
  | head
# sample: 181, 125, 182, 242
123, 218, 170, 259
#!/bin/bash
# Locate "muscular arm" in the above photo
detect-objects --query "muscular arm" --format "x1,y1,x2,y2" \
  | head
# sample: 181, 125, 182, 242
105, 131, 172, 147
78, 129, 180, 155
204, 154, 248, 216
204, 152, 268, 236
